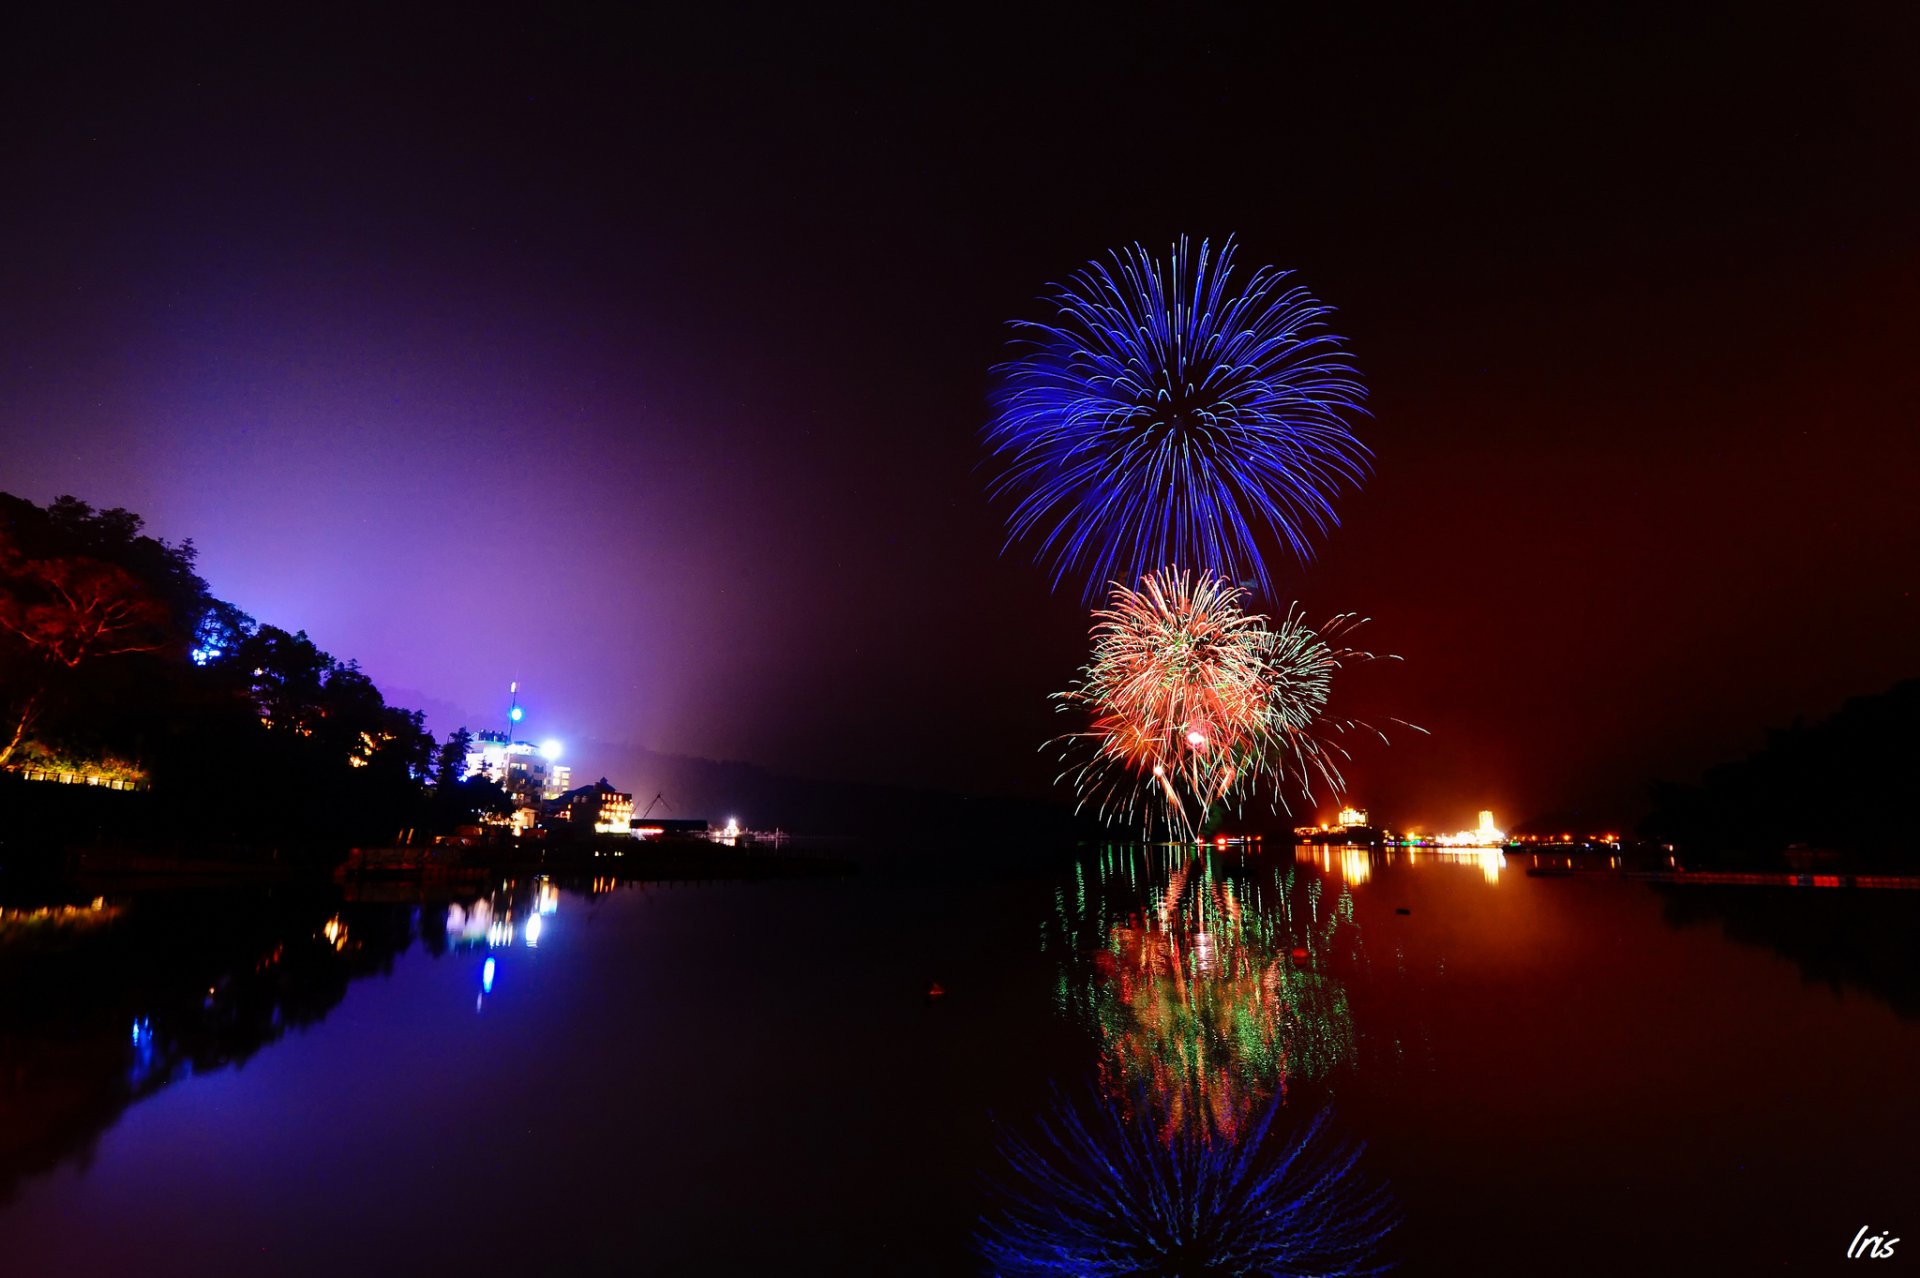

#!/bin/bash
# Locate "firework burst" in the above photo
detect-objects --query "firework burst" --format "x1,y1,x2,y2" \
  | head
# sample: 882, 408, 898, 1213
1056, 569, 1388, 839
985, 235, 1368, 601
977, 1086, 1397, 1278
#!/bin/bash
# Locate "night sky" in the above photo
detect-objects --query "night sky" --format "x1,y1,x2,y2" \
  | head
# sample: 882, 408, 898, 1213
4, 3, 1915, 828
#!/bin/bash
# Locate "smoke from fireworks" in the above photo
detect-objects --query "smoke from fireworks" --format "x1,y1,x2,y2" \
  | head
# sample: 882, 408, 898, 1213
1056, 569, 1388, 838
985, 235, 1368, 601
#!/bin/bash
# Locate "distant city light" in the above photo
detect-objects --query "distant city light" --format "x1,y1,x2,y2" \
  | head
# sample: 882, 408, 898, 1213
524, 914, 543, 947
539, 739, 563, 761
1431, 809, 1505, 848
481, 956, 496, 995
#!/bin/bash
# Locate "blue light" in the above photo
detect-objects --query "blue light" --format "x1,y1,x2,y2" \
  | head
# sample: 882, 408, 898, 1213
978, 1088, 1397, 1275
129, 1017, 157, 1087
481, 956, 496, 995
509, 706, 524, 722
983, 235, 1369, 601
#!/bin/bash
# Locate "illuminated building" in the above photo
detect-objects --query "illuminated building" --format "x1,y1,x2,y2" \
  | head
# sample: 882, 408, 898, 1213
556, 778, 633, 835
537, 738, 571, 797
1429, 809, 1506, 848
1294, 802, 1380, 845
461, 684, 571, 802
464, 730, 571, 801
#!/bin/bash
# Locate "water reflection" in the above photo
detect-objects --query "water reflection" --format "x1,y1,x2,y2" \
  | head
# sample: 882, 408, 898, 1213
1654, 883, 1920, 1019
1299, 844, 1506, 887
979, 1085, 1396, 1277
1048, 846, 1365, 1129
433, 877, 569, 1009
0, 898, 121, 946
443, 875, 564, 953
0, 874, 605, 1204
1409, 847, 1507, 885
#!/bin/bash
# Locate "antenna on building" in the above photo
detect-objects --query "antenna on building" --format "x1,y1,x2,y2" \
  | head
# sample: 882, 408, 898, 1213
507, 679, 524, 742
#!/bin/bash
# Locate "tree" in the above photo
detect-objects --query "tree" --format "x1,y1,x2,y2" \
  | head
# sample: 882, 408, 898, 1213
423, 727, 519, 833
0, 545, 171, 669
5, 492, 211, 653
0, 536, 171, 765
191, 599, 256, 665
1, 491, 444, 853
433, 728, 474, 792
1640, 679, 1920, 867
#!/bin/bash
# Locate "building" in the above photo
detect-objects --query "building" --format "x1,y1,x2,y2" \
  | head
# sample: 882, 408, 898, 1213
1428, 809, 1507, 848
1295, 804, 1382, 845
464, 730, 571, 801
555, 778, 633, 835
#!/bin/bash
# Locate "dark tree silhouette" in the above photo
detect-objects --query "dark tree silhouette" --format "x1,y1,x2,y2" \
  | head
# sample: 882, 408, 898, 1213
1640, 679, 1920, 868
1, 491, 439, 854
0, 535, 172, 765
433, 728, 474, 792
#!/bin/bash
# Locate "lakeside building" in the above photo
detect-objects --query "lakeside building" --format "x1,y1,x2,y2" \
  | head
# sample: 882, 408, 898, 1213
1294, 805, 1526, 852
554, 778, 633, 835
464, 730, 571, 801
1295, 804, 1382, 846
1387, 810, 1509, 849
1431, 810, 1506, 848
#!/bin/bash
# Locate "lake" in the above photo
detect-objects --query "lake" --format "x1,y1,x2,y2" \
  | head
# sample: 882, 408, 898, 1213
1, 844, 1916, 1275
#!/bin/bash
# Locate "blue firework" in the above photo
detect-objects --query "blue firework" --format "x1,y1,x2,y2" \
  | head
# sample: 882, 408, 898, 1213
984, 235, 1368, 600
978, 1087, 1398, 1277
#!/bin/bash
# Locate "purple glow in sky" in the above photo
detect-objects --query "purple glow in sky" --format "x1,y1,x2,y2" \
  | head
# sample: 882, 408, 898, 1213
3, 4, 1917, 825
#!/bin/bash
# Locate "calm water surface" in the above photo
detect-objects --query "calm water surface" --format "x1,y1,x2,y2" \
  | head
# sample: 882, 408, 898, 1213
1, 845, 1917, 1275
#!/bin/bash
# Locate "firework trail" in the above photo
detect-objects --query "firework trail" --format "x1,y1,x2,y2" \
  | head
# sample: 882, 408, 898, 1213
985, 235, 1368, 602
